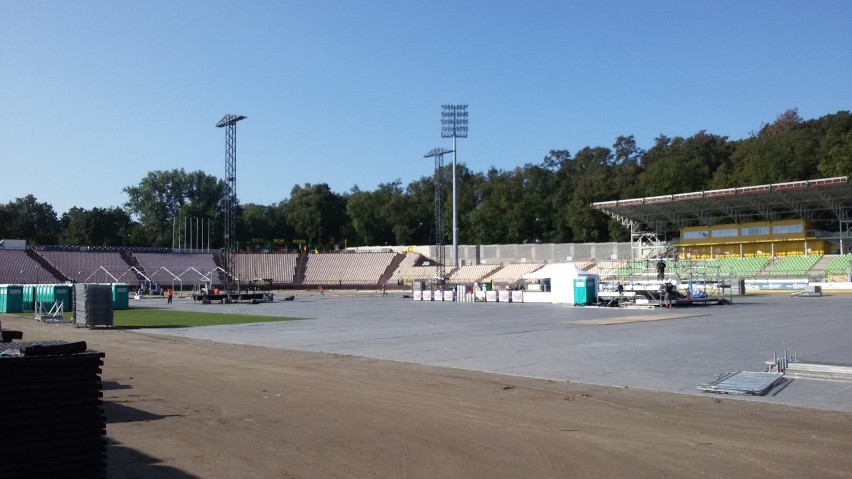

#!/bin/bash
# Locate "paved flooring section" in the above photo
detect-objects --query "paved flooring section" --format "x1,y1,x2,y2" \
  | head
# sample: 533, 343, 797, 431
141, 292, 852, 412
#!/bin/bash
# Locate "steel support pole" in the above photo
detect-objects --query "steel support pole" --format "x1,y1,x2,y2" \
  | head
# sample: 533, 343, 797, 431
452, 135, 458, 267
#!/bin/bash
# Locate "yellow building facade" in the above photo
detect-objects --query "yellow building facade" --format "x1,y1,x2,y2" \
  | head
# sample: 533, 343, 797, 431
679, 219, 831, 259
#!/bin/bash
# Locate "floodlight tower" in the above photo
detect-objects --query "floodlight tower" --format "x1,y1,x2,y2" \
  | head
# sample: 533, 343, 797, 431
216, 113, 246, 293
424, 147, 453, 283
441, 104, 468, 267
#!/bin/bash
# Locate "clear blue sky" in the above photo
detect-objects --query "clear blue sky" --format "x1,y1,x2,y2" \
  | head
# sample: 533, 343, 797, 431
2, 1, 850, 215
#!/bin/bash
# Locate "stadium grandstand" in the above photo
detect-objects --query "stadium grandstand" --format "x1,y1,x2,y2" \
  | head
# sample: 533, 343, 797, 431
0, 176, 849, 291
1, 242, 849, 289
592, 176, 852, 285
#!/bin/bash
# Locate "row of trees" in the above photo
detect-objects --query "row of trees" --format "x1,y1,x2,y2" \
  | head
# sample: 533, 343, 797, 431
2, 110, 850, 249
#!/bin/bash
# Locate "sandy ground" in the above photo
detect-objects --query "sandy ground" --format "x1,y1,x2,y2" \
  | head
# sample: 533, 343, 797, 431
3, 314, 852, 479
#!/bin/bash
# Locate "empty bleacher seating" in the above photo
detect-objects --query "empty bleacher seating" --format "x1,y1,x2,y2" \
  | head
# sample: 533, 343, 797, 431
389, 253, 438, 283
769, 255, 822, 276
233, 253, 298, 285
824, 254, 852, 276
38, 251, 132, 283
585, 260, 626, 280
132, 252, 221, 286
0, 250, 59, 284
711, 257, 772, 277
487, 263, 545, 284
447, 264, 501, 283
303, 252, 396, 285
2, 247, 847, 287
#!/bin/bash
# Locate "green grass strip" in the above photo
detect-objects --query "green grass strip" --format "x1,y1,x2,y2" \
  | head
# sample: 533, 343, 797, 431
113, 308, 306, 329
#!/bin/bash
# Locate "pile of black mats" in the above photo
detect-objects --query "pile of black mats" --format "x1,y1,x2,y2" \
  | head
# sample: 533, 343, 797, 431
75, 284, 113, 328
0, 340, 106, 478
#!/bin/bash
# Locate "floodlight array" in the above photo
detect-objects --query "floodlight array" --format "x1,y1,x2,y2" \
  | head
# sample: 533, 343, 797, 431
441, 104, 468, 138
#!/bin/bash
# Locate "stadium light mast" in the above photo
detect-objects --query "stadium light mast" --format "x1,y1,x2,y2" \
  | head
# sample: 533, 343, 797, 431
424, 147, 454, 284
216, 113, 246, 294
441, 104, 468, 267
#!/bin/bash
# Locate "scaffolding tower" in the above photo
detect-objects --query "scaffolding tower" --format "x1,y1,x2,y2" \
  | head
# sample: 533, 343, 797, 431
424, 148, 453, 284
216, 114, 246, 293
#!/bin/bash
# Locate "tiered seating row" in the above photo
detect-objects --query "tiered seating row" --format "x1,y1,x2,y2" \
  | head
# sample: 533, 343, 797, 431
712, 257, 772, 276
39, 251, 132, 283
389, 253, 427, 282
233, 253, 298, 284
824, 254, 852, 275
769, 255, 822, 276
448, 264, 501, 283
303, 252, 396, 285
132, 252, 221, 285
585, 260, 626, 279
0, 250, 59, 284
487, 263, 545, 283
1, 250, 849, 285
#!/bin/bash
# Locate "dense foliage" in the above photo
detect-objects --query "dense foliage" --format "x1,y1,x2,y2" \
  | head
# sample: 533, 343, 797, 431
2, 110, 850, 249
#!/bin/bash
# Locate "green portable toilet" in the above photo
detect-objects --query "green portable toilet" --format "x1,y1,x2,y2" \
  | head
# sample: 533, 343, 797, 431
22, 284, 35, 311
573, 277, 597, 306
0, 285, 24, 313
35, 284, 48, 308
112, 283, 129, 310
53, 285, 71, 310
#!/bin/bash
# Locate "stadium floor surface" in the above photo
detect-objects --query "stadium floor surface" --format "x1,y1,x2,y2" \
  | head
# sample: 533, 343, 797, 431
142, 290, 852, 412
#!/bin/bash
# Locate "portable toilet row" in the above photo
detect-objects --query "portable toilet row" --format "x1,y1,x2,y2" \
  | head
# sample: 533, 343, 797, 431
10, 283, 129, 312
20, 284, 73, 311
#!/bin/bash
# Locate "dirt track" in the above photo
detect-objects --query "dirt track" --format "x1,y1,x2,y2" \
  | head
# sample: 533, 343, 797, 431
4, 315, 852, 478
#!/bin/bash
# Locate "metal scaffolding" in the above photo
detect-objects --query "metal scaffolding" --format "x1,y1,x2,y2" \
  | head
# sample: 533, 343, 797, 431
425, 147, 453, 284
216, 114, 246, 293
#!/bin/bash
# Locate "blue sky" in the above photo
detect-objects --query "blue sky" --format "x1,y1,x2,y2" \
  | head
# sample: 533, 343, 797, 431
2, 1, 850, 215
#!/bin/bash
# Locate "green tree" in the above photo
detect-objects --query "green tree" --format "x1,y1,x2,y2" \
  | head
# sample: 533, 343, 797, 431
285, 183, 347, 250
404, 176, 437, 245
640, 131, 733, 195
236, 202, 291, 248
0, 195, 61, 245
124, 169, 225, 247
572, 147, 615, 242
467, 167, 516, 244
535, 150, 572, 242
713, 109, 821, 186
815, 111, 852, 177
61, 207, 135, 246
346, 185, 393, 246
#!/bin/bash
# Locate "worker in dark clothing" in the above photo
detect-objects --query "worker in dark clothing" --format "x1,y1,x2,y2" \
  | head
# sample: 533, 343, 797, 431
664, 282, 674, 308
656, 258, 666, 281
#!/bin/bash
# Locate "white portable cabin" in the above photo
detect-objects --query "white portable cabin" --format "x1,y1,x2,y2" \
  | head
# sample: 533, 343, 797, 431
522, 262, 599, 304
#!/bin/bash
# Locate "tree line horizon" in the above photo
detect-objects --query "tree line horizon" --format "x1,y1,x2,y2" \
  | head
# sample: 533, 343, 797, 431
2, 109, 850, 251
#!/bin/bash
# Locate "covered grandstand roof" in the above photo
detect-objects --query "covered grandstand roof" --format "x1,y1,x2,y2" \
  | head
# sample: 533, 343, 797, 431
592, 176, 852, 233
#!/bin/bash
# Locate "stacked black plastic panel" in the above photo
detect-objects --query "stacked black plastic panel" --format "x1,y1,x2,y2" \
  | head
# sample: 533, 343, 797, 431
75, 284, 114, 328
0, 341, 106, 478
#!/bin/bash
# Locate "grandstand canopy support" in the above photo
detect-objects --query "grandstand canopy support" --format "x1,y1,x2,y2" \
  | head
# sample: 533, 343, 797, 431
841, 219, 852, 254
593, 176, 852, 257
